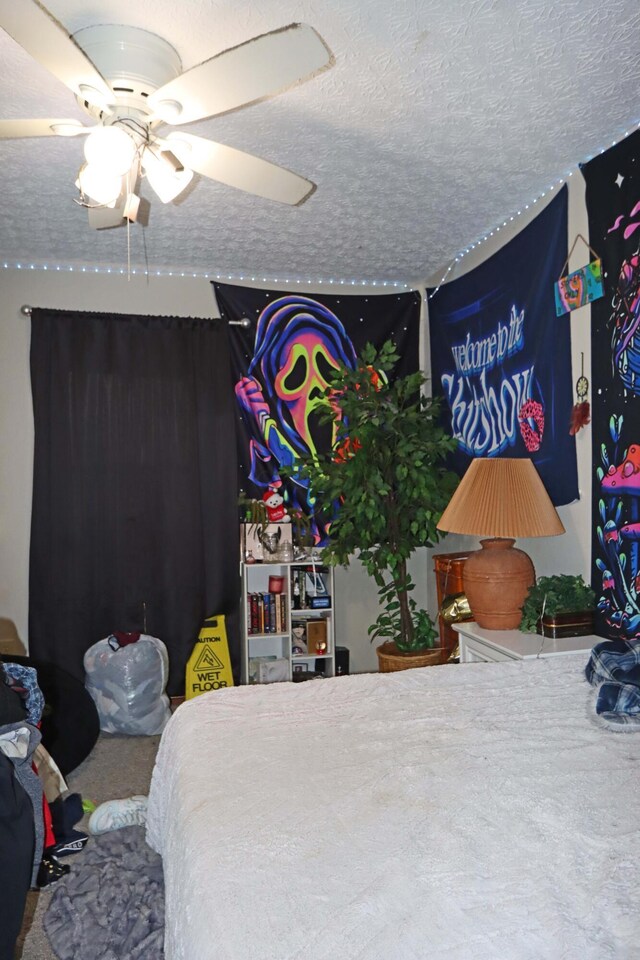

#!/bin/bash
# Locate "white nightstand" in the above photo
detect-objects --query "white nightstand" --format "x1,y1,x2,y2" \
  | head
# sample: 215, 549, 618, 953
454, 622, 598, 663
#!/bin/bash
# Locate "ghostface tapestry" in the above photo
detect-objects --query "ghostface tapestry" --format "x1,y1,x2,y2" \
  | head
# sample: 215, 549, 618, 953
213, 283, 421, 544
582, 130, 640, 639
428, 187, 577, 506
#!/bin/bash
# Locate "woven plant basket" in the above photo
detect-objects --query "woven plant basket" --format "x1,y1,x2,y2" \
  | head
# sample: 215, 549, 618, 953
376, 641, 443, 672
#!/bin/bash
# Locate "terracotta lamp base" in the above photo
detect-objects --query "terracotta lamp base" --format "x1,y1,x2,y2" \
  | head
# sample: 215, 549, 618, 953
462, 538, 535, 630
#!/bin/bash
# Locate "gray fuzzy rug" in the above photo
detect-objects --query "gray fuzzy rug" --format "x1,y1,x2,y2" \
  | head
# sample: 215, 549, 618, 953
43, 826, 164, 960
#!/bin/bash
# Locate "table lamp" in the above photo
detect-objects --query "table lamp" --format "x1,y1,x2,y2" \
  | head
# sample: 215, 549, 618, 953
436, 458, 565, 630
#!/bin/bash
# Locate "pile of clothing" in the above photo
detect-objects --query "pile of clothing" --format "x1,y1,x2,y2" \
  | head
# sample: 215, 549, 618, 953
585, 637, 640, 729
0, 661, 88, 960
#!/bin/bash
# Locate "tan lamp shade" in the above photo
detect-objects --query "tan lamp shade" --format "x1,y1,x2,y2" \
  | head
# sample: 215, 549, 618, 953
437, 458, 565, 629
437, 457, 565, 539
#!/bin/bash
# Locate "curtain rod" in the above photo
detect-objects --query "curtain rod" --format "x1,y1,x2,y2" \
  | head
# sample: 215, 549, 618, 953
20, 305, 250, 327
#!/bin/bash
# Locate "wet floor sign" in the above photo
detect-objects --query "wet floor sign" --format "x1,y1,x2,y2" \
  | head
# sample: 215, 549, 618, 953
185, 614, 234, 699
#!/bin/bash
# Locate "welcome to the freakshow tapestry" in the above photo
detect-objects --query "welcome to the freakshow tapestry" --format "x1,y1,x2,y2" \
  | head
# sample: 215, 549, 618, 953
428, 186, 578, 507
582, 130, 640, 640
213, 283, 421, 544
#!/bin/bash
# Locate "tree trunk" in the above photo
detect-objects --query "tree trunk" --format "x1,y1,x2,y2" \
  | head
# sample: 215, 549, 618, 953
395, 557, 414, 647
385, 487, 414, 648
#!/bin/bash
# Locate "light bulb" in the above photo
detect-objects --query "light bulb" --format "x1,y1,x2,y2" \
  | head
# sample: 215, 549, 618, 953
77, 163, 123, 205
142, 147, 193, 203
84, 126, 136, 176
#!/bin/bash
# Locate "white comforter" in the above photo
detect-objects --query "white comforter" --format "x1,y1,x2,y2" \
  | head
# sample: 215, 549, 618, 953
147, 655, 639, 960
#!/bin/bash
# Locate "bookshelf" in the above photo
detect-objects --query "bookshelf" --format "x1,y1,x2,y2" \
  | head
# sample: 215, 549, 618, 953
240, 560, 336, 684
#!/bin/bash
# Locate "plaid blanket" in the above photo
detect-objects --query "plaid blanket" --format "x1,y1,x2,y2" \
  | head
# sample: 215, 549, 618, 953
585, 638, 640, 728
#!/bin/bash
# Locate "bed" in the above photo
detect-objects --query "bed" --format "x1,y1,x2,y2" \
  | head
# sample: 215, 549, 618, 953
146, 654, 639, 960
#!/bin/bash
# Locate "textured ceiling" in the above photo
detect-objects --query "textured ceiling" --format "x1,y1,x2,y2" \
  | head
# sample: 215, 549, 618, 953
1, 0, 639, 284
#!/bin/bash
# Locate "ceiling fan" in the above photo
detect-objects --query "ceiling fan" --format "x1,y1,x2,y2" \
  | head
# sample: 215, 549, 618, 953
0, 1, 334, 229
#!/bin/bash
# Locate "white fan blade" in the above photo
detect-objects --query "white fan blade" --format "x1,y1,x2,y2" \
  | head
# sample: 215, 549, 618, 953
149, 23, 333, 125
167, 132, 315, 205
0, 0, 113, 111
0, 119, 90, 139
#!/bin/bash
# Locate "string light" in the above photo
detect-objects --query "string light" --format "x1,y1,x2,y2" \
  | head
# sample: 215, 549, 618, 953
14, 119, 640, 299
428, 117, 640, 299
0, 260, 411, 289
428, 168, 577, 299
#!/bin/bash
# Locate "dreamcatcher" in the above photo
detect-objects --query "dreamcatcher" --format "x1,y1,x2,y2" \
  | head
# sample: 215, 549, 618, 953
570, 352, 591, 435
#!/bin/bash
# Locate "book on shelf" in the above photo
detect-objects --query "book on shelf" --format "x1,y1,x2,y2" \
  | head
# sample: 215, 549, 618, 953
247, 591, 288, 635
291, 567, 330, 610
248, 593, 259, 634
291, 569, 301, 610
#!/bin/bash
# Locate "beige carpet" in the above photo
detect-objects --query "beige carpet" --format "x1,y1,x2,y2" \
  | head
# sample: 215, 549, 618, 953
16, 733, 161, 960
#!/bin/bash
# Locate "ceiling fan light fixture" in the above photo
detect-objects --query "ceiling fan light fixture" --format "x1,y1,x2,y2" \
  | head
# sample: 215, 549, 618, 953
78, 84, 113, 114
153, 99, 183, 122
0, 4, 334, 227
49, 121, 87, 137
142, 146, 193, 203
163, 134, 192, 162
122, 191, 140, 222
84, 125, 137, 175
159, 149, 185, 173
77, 162, 124, 205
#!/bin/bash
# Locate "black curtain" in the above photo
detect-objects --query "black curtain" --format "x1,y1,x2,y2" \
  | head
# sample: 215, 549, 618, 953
29, 309, 239, 696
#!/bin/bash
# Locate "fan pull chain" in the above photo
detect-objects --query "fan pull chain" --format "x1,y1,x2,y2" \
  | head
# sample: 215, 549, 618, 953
127, 196, 131, 281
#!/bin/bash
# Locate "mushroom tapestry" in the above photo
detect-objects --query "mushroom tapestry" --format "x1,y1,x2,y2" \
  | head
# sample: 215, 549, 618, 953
582, 129, 640, 640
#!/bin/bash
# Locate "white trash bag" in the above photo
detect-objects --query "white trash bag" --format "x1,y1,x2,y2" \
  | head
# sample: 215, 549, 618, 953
84, 633, 171, 735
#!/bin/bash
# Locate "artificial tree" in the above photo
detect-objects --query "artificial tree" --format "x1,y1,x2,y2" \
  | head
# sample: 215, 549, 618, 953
292, 340, 458, 653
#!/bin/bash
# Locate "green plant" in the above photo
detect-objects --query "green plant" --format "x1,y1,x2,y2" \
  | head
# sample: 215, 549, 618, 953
238, 493, 271, 541
519, 574, 596, 633
286, 339, 458, 653
239, 494, 313, 551
288, 508, 313, 548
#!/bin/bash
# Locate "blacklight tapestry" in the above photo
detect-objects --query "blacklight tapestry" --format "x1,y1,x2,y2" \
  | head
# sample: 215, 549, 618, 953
582, 130, 640, 640
428, 187, 577, 507
213, 284, 421, 544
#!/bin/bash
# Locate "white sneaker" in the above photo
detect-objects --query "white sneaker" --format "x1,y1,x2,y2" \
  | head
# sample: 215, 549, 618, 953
88, 795, 148, 835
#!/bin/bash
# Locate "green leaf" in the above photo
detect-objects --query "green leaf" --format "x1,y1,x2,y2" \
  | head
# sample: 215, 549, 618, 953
286, 338, 456, 650
519, 574, 596, 632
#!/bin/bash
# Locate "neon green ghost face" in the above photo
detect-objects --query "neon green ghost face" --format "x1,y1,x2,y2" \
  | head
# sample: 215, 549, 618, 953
274, 337, 342, 456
